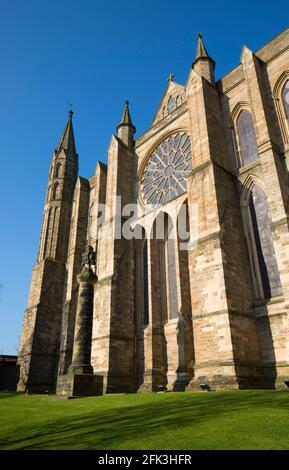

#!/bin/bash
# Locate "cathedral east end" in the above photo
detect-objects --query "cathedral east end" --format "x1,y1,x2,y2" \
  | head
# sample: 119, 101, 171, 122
18, 29, 289, 396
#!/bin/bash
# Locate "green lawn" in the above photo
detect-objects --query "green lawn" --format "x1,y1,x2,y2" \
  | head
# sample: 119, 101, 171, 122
0, 390, 289, 450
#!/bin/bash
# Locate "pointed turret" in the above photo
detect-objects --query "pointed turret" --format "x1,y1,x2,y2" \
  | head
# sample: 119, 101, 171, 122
37, 111, 78, 262
117, 100, 136, 150
195, 32, 210, 59
192, 33, 215, 84
18, 109, 79, 394
57, 110, 77, 155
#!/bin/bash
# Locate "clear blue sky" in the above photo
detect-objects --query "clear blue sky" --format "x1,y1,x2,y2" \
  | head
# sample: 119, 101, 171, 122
0, 0, 288, 354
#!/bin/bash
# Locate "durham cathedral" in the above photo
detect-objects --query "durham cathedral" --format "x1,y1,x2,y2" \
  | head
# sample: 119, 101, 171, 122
18, 28, 289, 396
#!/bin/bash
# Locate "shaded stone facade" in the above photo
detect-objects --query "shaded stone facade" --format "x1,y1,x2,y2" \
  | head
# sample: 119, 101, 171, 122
18, 28, 289, 394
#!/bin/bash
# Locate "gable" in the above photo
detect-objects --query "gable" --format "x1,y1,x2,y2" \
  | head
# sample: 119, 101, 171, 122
150, 81, 186, 128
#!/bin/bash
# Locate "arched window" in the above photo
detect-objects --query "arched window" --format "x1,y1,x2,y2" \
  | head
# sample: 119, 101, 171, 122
167, 96, 176, 114
282, 80, 289, 120
176, 95, 182, 107
88, 203, 95, 241
164, 214, 178, 319
161, 95, 183, 120
143, 240, 149, 326
136, 210, 193, 391
55, 163, 62, 178
135, 227, 149, 328
150, 212, 178, 321
236, 110, 259, 166
43, 207, 54, 258
134, 226, 149, 389
52, 182, 59, 200
242, 183, 282, 301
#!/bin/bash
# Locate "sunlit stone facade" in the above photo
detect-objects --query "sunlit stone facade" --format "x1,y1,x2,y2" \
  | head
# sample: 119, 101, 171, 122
18, 29, 289, 394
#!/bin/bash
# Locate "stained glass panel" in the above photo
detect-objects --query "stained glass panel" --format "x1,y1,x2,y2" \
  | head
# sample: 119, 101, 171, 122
167, 96, 176, 114
282, 80, 289, 120
236, 110, 259, 166
141, 132, 192, 207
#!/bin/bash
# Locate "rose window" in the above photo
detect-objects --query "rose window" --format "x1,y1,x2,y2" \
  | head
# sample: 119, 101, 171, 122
141, 132, 192, 206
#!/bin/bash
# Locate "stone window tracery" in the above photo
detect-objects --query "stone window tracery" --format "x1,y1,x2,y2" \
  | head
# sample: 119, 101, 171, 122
242, 184, 282, 301
236, 110, 258, 166
141, 132, 192, 207
282, 80, 289, 120
162, 95, 183, 118
167, 96, 176, 114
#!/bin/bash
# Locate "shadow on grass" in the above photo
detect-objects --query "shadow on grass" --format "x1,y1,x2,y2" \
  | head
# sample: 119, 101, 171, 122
0, 391, 288, 450
0, 392, 20, 400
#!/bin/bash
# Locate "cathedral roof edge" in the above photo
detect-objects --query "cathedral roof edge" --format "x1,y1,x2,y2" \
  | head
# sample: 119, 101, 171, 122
217, 26, 289, 92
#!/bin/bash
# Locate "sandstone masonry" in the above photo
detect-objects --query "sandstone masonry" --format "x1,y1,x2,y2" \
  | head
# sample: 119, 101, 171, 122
18, 29, 289, 394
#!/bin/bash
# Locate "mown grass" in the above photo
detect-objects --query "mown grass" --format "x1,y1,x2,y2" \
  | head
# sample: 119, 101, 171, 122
0, 390, 288, 450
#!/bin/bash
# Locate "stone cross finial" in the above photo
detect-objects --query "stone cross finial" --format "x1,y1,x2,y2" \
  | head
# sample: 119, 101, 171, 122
167, 73, 175, 82
81, 245, 96, 269
68, 102, 73, 119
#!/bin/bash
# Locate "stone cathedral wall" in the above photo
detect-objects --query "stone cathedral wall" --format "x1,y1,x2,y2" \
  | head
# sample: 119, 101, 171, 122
18, 27, 289, 394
